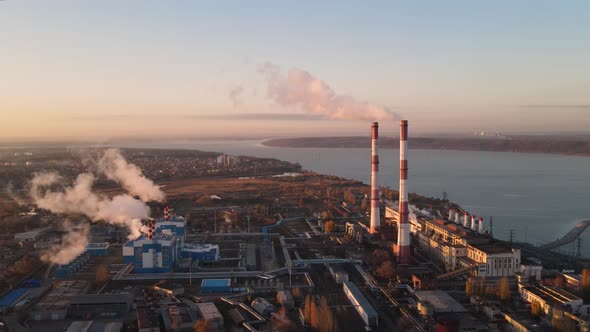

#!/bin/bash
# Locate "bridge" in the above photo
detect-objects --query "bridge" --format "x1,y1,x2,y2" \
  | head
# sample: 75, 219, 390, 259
540, 219, 590, 251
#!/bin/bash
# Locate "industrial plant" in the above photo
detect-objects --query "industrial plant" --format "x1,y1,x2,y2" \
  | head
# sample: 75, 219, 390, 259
0, 121, 589, 332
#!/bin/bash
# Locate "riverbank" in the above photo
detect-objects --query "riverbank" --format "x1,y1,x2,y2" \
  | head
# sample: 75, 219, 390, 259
262, 136, 590, 157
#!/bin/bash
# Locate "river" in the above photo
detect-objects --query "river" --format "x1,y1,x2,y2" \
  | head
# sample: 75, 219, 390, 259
116, 139, 590, 257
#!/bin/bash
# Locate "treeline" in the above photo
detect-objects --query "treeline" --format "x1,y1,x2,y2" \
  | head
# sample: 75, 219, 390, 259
263, 136, 590, 156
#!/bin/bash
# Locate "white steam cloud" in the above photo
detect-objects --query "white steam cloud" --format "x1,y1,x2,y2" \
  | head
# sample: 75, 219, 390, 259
30, 172, 148, 240
42, 221, 90, 265
97, 149, 165, 202
259, 63, 397, 121
29, 149, 166, 264
229, 85, 244, 108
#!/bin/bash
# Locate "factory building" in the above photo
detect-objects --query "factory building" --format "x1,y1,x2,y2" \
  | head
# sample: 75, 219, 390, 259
181, 243, 220, 262
123, 208, 219, 273
518, 283, 590, 315
123, 233, 180, 273
412, 216, 521, 278
343, 281, 378, 327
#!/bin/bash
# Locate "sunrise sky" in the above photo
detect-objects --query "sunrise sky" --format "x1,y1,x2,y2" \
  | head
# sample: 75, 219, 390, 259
2, 1, 590, 141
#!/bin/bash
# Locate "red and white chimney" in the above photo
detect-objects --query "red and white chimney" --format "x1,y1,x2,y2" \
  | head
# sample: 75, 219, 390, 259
397, 120, 411, 265
471, 215, 477, 232
463, 212, 470, 228
164, 206, 170, 221
369, 122, 380, 234
455, 209, 461, 224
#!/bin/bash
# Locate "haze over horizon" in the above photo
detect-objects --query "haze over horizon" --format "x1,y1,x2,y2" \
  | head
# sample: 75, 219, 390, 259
2, 1, 590, 141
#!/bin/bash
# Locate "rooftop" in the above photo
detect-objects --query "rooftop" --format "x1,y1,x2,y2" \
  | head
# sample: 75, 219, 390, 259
414, 290, 467, 314
201, 278, 231, 287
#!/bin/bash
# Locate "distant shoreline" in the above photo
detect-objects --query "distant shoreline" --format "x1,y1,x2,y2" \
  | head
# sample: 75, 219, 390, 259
262, 136, 590, 157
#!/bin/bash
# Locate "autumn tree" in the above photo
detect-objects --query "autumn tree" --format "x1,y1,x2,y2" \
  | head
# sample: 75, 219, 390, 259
554, 275, 565, 288
375, 260, 395, 282
193, 319, 211, 332
324, 221, 336, 233
360, 198, 368, 211
531, 300, 542, 318
369, 249, 390, 269
551, 307, 577, 332
95, 263, 109, 284
303, 295, 312, 325
497, 277, 511, 302
581, 269, 590, 301
318, 296, 334, 332
344, 189, 356, 204
310, 298, 319, 330
466, 277, 485, 298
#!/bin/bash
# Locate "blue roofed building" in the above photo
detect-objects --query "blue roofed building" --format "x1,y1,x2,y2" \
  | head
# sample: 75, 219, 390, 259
123, 210, 219, 273
201, 279, 231, 293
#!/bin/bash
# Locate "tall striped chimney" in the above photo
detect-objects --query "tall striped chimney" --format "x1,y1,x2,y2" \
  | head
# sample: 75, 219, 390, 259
471, 215, 477, 232
369, 122, 380, 234
397, 120, 411, 265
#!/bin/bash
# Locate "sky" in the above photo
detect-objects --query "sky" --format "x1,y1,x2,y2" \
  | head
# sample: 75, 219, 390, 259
1, 0, 590, 141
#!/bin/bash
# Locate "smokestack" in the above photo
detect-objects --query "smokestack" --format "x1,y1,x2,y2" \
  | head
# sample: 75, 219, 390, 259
455, 210, 460, 224
478, 217, 485, 234
164, 206, 170, 221
463, 212, 470, 228
448, 209, 454, 221
369, 122, 380, 234
471, 215, 477, 232
397, 120, 411, 265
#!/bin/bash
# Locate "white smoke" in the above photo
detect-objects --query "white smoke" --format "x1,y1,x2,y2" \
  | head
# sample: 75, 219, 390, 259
29, 149, 166, 264
42, 221, 90, 265
229, 84, 244, 108
96, 149, 165, 202
30, 172, 148, 239
259, 63, 397, 121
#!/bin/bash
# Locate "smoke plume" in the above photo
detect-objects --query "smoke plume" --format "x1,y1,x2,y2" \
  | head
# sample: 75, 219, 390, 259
30, 172, 148, 239
42, 221, 90, 265
97, 149, 165, 202
259, 62, 397, 121
229, 84, 244, 108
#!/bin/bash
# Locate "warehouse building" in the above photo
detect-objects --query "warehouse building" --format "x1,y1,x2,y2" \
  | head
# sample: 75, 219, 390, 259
342, 281, 378, 327
68, 293, 134, 318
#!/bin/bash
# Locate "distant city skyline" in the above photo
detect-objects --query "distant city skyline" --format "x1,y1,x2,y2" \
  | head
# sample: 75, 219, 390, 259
1, 1, 590, 141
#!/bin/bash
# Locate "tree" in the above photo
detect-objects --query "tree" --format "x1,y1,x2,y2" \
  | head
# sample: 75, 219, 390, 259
531, 300, 542, 318
581, 269, 590, 301
310, 299, 319, 330
321, 210, 333, 220
466, 277, 485, 298
551, 307, 577, 332
554, 275, 565, 288
344, 189, 355, 204
193, 319, 211, 332
370, 249, 390, 268
95, 263, 109, 284
497, 277, 511, 302
318, 296, 334, 332
324, 221, 336, 233
375, 260, 395, 282
303, 295, 312, 324
360, 197, 368, 211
